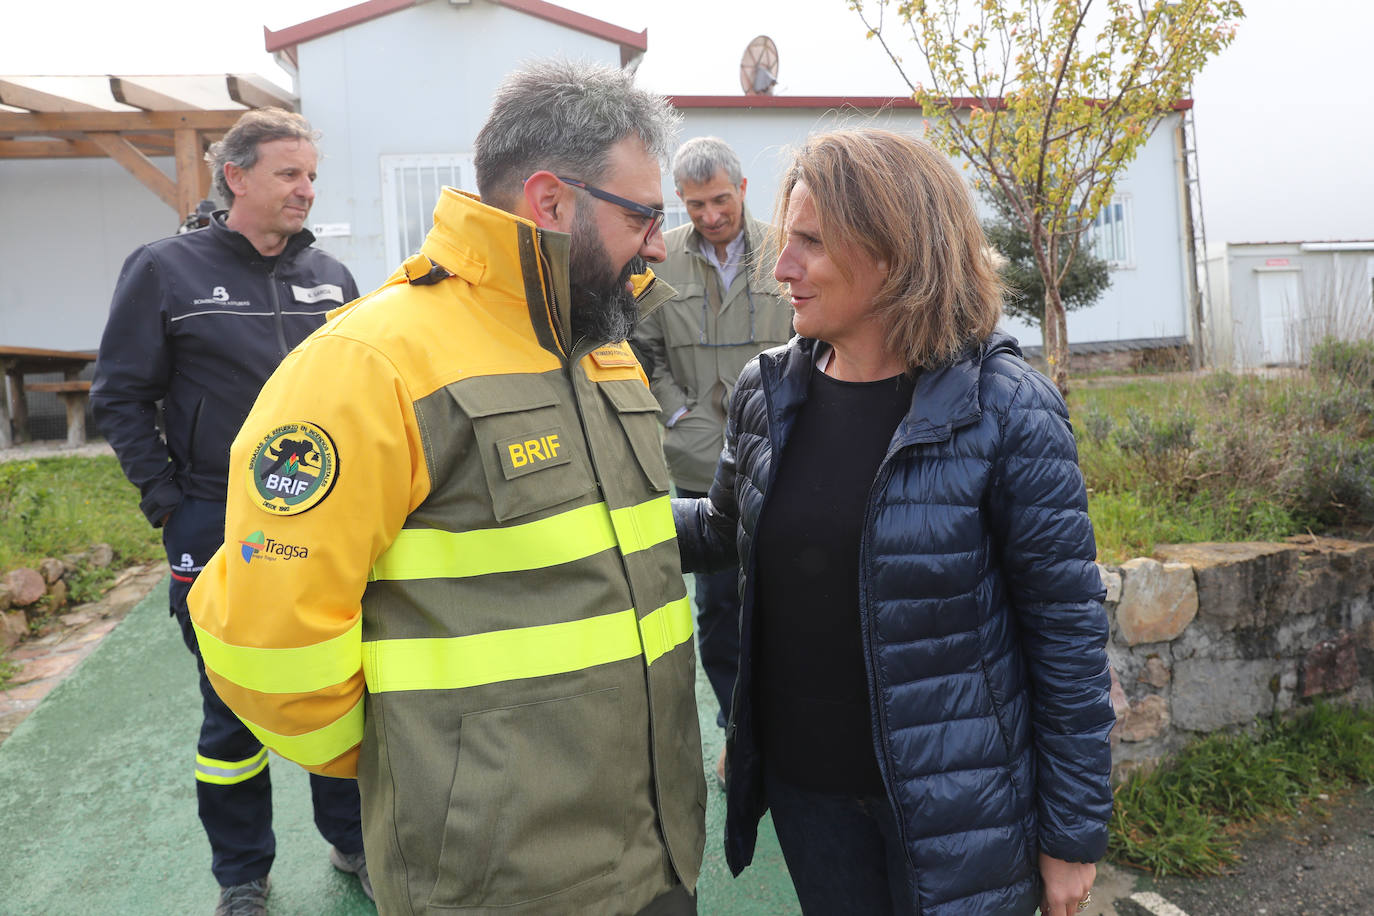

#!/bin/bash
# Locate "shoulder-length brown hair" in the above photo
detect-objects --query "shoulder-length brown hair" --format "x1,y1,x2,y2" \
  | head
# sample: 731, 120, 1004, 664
772, 128, 1004, 370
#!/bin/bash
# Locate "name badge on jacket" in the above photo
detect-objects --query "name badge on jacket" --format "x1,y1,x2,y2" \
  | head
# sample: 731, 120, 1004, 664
292, 283, 344, 304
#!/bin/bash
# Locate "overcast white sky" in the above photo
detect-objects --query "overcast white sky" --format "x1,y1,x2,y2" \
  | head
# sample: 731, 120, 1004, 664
4, 0, 1371, 244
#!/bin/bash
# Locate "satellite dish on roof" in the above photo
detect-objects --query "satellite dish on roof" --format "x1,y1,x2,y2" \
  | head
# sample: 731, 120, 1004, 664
739, 35, 779, 95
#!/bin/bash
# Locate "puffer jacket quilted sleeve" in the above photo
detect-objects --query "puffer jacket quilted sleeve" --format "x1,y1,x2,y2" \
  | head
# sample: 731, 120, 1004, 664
671, 350, 765, 576
982, 357, 1115, 863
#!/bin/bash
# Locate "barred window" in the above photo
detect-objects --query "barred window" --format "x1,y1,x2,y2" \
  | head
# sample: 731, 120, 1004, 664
380, 154, 474, 267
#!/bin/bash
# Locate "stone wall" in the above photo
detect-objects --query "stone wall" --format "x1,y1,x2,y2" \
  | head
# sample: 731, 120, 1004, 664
1103, 535, 1374, 780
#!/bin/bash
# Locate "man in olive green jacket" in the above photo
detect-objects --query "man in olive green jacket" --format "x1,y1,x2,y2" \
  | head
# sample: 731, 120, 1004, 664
633, 138, 792, 782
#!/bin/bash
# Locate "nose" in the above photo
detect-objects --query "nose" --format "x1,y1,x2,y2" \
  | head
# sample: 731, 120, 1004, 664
640, 226, 667, 264
297, 175, 316, 204
774, 241, 800, 284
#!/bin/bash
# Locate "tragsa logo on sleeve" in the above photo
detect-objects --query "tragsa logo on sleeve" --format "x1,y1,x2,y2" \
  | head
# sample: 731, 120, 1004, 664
245, 421, 339, 515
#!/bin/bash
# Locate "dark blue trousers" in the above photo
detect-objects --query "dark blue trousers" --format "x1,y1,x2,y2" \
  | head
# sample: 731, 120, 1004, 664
764, 767, 918, 915
165, 496, 363, 887
676, 488, 741, 730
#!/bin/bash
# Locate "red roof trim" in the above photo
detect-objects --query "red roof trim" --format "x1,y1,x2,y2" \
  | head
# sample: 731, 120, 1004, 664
496, 0, 646, 52
668, 95, 1193, 111
265, 0, 417, 53
264, 0, 646, 56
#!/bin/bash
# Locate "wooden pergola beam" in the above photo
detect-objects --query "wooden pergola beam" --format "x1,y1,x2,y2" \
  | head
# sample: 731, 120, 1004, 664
125, 131, 176, 149
227, 74, 298, 111
87, 132, 178, 211
0, 137, 174, 158
0, 109, 247, 135
109, 77, 194, 111
0, 79, 105, 113
0, 139, 91, 157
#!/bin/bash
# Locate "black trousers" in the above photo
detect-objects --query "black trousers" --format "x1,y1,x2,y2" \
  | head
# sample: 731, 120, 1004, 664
165, 496, 363, 887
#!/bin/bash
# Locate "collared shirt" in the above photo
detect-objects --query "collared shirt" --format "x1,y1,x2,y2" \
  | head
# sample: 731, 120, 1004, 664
698, 228, 748, 293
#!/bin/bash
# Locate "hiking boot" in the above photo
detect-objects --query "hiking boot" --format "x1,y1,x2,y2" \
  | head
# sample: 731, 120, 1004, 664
330, 845, 374, 901
214, 876, 270, 916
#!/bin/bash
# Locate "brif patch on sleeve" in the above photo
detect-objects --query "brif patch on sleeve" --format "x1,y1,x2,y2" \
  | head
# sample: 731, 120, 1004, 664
245, 421, 339, 516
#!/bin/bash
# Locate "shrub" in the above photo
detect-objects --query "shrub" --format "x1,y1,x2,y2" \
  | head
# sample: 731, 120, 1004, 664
1310, 336, 1374, 388
1074, 364, 1374, 560
1291, 433, 1374, 530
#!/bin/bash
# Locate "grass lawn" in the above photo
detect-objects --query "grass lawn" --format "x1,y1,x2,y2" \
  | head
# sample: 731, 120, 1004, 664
0, 454, 160, 602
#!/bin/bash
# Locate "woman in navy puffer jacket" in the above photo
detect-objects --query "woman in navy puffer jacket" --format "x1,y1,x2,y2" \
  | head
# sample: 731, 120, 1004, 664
673, 129, 1115, 916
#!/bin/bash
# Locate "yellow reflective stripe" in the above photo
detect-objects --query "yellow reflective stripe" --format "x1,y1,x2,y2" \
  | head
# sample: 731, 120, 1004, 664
192, 619, 361, 695
194, 748, 268, 786
638, 596, 694, 666
364, 609, 643, 693
238, 698, 364, 768
363, 596, 693, 694
608, 495, 675, 554
370, 502, 617, 581
369, 496, 674, 583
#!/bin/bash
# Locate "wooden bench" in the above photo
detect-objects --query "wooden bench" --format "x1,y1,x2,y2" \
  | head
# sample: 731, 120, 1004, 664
0, 346, 98, 447
25, 380, 92, 447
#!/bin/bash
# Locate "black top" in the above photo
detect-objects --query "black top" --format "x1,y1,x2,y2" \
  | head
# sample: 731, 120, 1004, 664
753, 359, 915, 795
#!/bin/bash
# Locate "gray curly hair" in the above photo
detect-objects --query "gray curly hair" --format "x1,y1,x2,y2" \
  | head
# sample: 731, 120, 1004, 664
474, 59, 680, 210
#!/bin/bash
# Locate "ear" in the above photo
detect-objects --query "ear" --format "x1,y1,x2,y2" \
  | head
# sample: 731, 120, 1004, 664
223, 162, 248, 199
522, 171, 574, 231
738, 176, 748, 200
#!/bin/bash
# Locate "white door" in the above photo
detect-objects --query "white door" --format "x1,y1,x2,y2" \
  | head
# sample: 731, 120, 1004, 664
1257, 270, 1301, 364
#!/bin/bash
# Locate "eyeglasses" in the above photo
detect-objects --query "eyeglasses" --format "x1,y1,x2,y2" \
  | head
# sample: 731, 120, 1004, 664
557, 176, 665, 245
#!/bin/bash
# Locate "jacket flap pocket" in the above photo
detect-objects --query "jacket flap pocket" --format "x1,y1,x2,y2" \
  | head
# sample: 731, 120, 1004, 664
447, 374, 560, 418
599, 378, 661, 414
598, 379, 671, 493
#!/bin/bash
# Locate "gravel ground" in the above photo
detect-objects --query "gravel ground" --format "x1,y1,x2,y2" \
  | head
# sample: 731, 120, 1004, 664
1123, 788, 1374, 915
0, 439, 113, 463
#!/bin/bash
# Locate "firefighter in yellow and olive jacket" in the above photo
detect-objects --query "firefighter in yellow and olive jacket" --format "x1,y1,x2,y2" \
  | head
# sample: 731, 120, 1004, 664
188, 62, 705, 916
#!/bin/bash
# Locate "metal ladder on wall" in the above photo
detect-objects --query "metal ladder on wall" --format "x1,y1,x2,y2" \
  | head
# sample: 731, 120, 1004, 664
1179, 106, 1213, 369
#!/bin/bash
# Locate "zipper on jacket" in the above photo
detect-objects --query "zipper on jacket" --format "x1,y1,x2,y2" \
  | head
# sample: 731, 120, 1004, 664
859, 443, 920, 879
533, 229, 568, 359
267, 267, 289, 358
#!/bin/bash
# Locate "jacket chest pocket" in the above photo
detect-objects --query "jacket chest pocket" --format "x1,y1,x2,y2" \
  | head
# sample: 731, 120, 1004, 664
598, 379, 671, 494
750, 284, 795, 346
448, 377, 595, 523
659, 292, 706, 353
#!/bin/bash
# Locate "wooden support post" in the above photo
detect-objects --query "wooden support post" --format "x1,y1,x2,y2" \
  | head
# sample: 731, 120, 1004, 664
174, 128, 202, 221
60, 393, 87, 447
0, 374, 11, 449
86, 132, 178, 211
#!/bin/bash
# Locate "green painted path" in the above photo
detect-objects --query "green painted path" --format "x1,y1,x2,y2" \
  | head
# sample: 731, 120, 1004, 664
0, 578, 799, 915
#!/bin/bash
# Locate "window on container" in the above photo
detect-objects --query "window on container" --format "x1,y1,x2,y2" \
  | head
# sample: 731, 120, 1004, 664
662, 204, 690, 233
381, 154, 474, 268
1091, 195, 1135, 268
